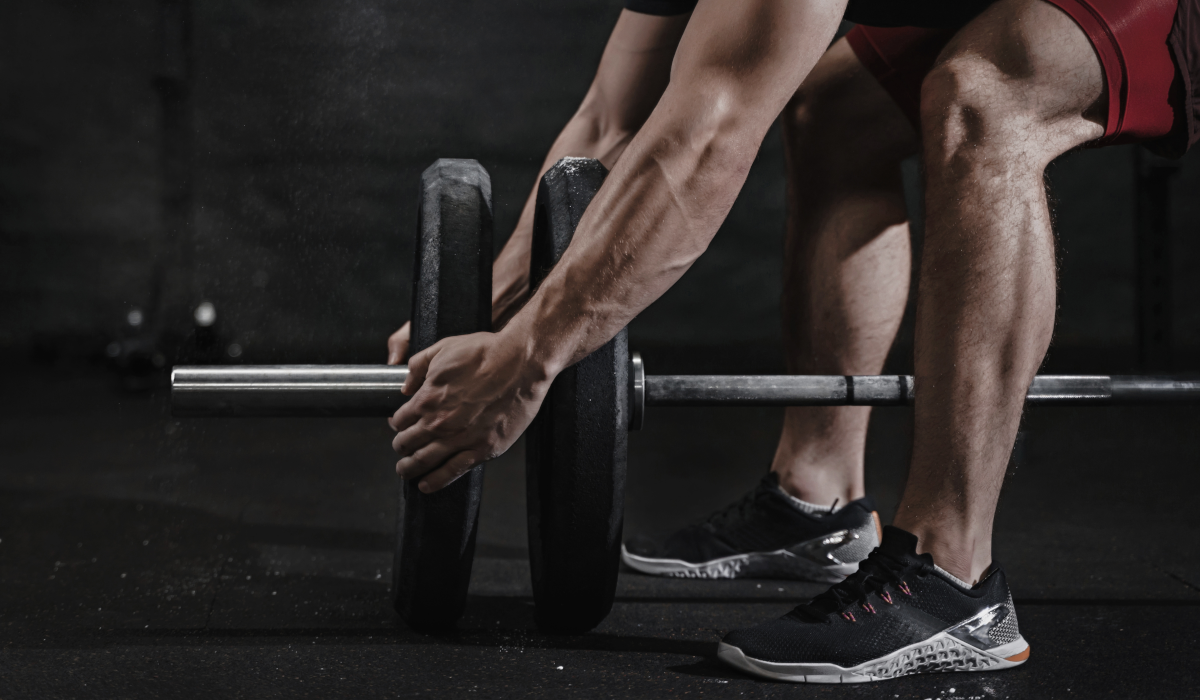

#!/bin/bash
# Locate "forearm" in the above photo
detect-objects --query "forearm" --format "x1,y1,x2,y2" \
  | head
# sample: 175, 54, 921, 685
502, 0, 846, 375
491, 105, 638, 327
503, 91, 762, 374
490, 10, 686, 328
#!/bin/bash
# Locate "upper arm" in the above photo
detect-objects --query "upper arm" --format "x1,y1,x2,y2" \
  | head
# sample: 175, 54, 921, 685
664, 0, 848, 135
579, 10, 691, 137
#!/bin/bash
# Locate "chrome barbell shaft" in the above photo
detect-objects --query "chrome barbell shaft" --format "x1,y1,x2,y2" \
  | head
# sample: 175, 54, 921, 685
171, 364, 1200, 417
646, 375, 1200, 406
171, 365, 410, 417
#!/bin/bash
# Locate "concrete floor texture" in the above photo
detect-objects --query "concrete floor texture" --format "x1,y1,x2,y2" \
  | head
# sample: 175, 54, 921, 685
1, 363, 1198, 699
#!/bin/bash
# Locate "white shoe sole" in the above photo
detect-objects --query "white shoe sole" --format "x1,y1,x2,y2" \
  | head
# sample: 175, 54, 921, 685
718, 634, 1030, 683
621, 544, 858, 582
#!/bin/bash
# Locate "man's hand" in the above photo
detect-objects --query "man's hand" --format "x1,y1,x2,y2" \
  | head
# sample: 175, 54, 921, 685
388, 331, 553, 492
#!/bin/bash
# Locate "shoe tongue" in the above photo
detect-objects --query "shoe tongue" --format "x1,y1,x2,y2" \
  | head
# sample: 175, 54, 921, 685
793, 526, 928, 622
878, 526, 929, 565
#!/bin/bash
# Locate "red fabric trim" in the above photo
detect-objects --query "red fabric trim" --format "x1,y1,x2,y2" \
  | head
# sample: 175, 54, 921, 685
1042, 0, 1128, 140
846, 0, 1182, 147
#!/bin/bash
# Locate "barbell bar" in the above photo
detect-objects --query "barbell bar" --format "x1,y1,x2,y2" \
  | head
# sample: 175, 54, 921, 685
170, 359, 1200, 424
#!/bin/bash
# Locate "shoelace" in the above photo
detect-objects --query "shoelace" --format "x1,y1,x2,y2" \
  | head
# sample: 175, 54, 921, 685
700, 487, 762, 530
791, 549, 928, 622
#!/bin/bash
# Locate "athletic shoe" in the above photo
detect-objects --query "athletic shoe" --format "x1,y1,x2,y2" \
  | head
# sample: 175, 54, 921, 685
718, 526, 1030, 683
620, 472, 881, 582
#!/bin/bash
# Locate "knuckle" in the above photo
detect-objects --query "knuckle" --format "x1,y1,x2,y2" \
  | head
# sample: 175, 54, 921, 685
481, 438, 503, 459
399, 456, 430, 477
426, 411, 454, 433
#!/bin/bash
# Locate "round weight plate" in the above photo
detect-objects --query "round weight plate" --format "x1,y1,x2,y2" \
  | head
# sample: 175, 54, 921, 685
393, 159, 493, 633
526, 157, 629, 633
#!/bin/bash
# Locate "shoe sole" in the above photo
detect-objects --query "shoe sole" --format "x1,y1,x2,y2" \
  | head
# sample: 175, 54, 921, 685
717, 634, 1030, 683
621, 544, 859, 582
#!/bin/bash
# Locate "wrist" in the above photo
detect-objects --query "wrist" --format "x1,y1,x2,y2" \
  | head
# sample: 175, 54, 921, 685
496, 297, 575, 382
491, 275, 529, 326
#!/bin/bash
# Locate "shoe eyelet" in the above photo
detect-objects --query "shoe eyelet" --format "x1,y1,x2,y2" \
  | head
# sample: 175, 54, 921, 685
841, 611, 856, 623
861, 602, 876, 614
881, 591, 894, 605
899, 581, 912, 596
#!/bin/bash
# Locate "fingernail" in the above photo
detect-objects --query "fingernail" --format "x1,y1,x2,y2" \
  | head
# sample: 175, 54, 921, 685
418, 481, 431, 494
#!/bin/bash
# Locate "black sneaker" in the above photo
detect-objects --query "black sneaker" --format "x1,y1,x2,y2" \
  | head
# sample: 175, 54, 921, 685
620, 473, 881, 582
718, 526, 1030, 683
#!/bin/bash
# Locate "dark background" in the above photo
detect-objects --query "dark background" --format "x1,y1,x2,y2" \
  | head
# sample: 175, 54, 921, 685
3, 4, 1200, 698
2, 0, 1199, 374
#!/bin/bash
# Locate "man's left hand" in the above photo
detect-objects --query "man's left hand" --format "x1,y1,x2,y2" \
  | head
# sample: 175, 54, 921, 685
389, 331, 554, 493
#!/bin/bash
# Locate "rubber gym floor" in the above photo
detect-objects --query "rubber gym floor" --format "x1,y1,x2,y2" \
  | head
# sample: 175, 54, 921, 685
1, 361, 1198, 699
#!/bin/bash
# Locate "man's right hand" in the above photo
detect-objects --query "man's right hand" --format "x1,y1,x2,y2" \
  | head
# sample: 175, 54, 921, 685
387, 322, 411, 365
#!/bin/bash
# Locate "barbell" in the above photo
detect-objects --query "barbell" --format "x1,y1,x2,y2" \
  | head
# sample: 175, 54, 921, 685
171, 364, 1200, 420
171, 157, 1200, 634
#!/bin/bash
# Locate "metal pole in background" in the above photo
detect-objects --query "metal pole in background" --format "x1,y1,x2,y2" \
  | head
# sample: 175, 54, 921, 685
103, 0, 197, 385
1135, 147, 1180, 372
152, 0, 202, 361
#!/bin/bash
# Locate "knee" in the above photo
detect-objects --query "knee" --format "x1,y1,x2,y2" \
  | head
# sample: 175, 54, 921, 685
782, 64, 905, 181
781, 76, 848, 164
918, 45, 1104, 176
919, 56, 1045, 170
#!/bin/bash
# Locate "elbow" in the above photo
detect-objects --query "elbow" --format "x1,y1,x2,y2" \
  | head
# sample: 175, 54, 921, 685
573, 89, 639, 164
658, 84, 761, 202
701, 84, 767, 160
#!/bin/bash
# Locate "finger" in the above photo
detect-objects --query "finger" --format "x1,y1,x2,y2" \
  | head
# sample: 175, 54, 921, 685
395, 440, 460, 481
391, 418, 435, 457
387, 323, 410, 365
402, 343, 437, 396
418, 450, 488, 493
388, 395, 424, 433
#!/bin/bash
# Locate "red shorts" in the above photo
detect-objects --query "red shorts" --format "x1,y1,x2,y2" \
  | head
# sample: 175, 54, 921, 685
845, 0, 1185, 149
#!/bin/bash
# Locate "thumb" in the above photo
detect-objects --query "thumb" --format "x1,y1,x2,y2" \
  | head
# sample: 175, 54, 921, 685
402, 343, 436, 396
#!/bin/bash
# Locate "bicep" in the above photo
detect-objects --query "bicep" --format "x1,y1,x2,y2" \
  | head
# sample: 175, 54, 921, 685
665, 0, 847, 126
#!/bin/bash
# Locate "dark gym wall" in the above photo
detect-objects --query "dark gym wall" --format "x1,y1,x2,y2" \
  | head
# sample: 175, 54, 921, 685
3, 0, 1199, 371
0, 2, 160, 349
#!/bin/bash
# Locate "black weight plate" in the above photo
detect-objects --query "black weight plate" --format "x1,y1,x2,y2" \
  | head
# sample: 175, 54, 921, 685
526, 157, 629, 633
393, 159, 493, 633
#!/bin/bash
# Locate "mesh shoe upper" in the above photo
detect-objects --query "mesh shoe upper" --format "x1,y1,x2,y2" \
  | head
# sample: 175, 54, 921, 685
722, 526, 1020, 667
624, 472, 877, 564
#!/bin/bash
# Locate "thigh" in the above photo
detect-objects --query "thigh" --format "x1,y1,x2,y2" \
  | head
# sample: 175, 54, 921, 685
1038, 0, 1182, 148
844, 24, 960, 134
784, 38, 920, 169
936, 0, 1109, 133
